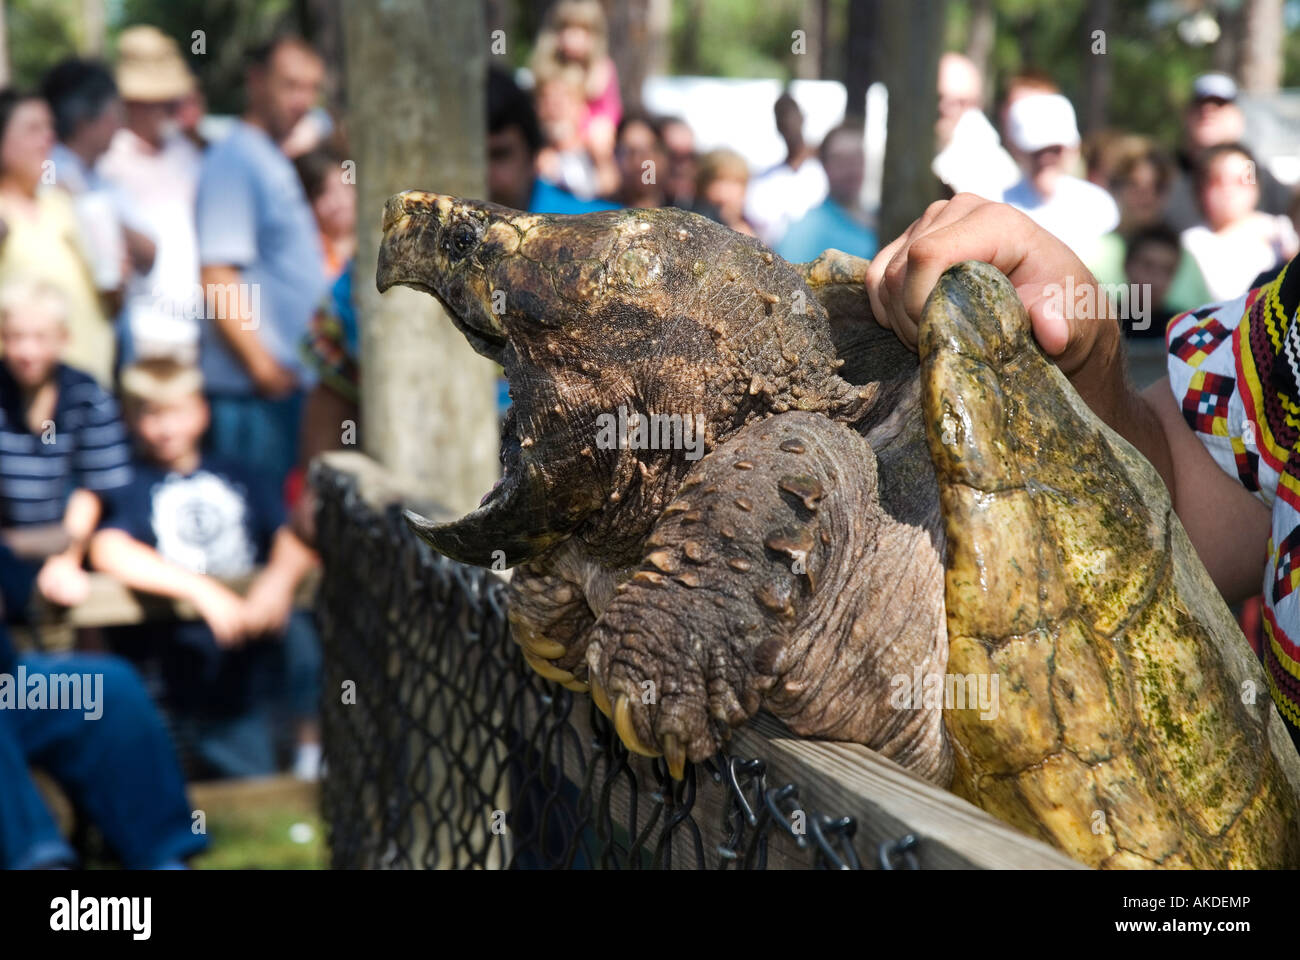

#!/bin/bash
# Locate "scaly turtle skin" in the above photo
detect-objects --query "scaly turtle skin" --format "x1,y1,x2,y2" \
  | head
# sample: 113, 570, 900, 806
376, 191, 1300, 867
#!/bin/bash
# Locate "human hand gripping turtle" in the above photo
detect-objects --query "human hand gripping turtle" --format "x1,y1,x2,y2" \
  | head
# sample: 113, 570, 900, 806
378, 190, 1300, 867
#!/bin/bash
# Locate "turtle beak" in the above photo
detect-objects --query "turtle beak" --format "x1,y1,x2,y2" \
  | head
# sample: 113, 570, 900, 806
376, 190, 451, 294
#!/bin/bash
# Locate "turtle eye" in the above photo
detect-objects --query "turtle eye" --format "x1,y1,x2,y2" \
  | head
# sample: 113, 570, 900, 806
447, 220, 481, 261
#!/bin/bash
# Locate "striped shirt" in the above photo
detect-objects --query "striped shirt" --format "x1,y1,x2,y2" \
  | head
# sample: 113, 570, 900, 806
0, 363, 133, 526
1166, 255, 1300, 748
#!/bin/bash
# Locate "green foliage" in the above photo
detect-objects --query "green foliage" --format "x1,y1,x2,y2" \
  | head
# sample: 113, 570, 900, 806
7, 0, 81, 90
117, 0, 298, 114
669, 0, 814, 80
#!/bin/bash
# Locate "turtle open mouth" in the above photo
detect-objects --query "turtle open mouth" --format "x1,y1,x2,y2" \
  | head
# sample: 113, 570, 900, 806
375, 273, 508, 365
480, 405, 522, 508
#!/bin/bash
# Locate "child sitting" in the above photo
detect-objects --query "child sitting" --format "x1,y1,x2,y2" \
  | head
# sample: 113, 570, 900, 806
88, 358, 321, 779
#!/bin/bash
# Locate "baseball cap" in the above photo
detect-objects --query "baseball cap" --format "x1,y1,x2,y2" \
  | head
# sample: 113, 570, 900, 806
1006, 93, 1081, 153
1192, 72, 1238, 103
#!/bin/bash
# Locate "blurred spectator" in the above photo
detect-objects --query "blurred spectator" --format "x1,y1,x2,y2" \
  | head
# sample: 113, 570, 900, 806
997, 70, 1060, 143
1122, 225, 1183, 337
486, 67, 616, 215
41, 58, 156, 311
1088, 138, 1211, 315
1181, 143, 1298, 302
281, 106, 334, 160
1002, 92, 1118, 263
1109, 137, 1172, 234
777, 124, 877, 263
698, 149, 755, 237
0, 280, 131, 614
98, 26, 204, 366
294, 148, 356, 284
176, 86, 208, 151
0, 541, 206, 868
614, 112, 667, 209
535, 68, 613, 200
932, 52, 1018, 200
531, 0, 621, 196
195, 34, 328, 495
744, 93, 827, 246
0, 90, 114, 387
1082, 128, 1129, 190
1165, 73, 1292, 233
655, 116, 697, 209
90, 358, 321, 780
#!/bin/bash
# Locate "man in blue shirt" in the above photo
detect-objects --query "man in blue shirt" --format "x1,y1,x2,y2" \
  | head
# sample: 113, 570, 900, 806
776, 123, 878, 265
195, 34, 327, 494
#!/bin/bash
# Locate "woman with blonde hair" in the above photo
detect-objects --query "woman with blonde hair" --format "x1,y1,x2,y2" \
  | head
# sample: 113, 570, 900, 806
530, 0, 621, 195
696, 149, 756, 237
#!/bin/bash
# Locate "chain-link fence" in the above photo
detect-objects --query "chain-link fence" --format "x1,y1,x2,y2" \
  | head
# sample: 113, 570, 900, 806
310, 457, 940, 870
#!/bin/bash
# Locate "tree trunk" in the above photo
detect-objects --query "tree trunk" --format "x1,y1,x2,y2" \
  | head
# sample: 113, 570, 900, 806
1081, 0, 1112, 133
878, 0, 944, 245
965, 0, 994, 82
0, 0, 10, 88
343, 0, 498, 514
843, 0, 878, 120
605, 0, 668, 112
80, 0, 106, 56
304, 0, 345, 114
1238, 0, 1284, 94
793, 0, 824, 80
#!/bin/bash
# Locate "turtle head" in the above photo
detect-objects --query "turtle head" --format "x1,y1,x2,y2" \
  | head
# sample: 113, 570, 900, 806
377, 191, 618, 568
376, 190, 523, 363
377, 193, 857, 570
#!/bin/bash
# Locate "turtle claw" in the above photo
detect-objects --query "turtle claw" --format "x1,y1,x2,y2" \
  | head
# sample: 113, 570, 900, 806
662, 734, 687, 780
614, 694, 662, 757
521, 636, 568, 660
521, 649, 577, 684
590, 673, 613, 718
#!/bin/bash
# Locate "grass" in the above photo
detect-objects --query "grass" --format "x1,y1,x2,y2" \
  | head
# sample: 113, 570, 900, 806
187, 775, 327, 870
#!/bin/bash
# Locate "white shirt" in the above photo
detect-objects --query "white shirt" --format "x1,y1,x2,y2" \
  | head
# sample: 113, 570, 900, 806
1181, 215, 1300, 303
744, 157, 828, 247
1003, 174, 1120, 264
932, 109, 1020, 201
97, 129, 204, 358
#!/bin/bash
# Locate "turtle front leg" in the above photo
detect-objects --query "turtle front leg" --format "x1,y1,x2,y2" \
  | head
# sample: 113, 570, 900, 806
585, 410, 952, 783
507, 561, 597, 693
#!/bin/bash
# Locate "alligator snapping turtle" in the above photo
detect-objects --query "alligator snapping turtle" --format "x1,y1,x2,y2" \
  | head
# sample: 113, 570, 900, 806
376, 190, 1300, 868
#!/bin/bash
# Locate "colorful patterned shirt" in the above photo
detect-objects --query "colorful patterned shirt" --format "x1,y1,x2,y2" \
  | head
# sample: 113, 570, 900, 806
1166, 255, 1300, 744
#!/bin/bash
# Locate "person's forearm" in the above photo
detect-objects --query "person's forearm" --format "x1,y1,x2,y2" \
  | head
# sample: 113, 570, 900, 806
201, 264, 278, 378
124, 226, 156, 275
88, 529, 209, 601
261, 526, 318, 590
59, 489, 102, 564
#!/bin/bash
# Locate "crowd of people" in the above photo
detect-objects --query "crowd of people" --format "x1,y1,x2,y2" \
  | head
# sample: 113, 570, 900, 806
934, 53, 1299, 334
0, 25, 345, 869
2, 1, 1298, 869
489, 0, 879, 260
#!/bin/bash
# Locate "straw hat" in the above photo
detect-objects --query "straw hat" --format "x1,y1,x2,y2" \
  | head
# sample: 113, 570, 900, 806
115, 25, 195, 102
